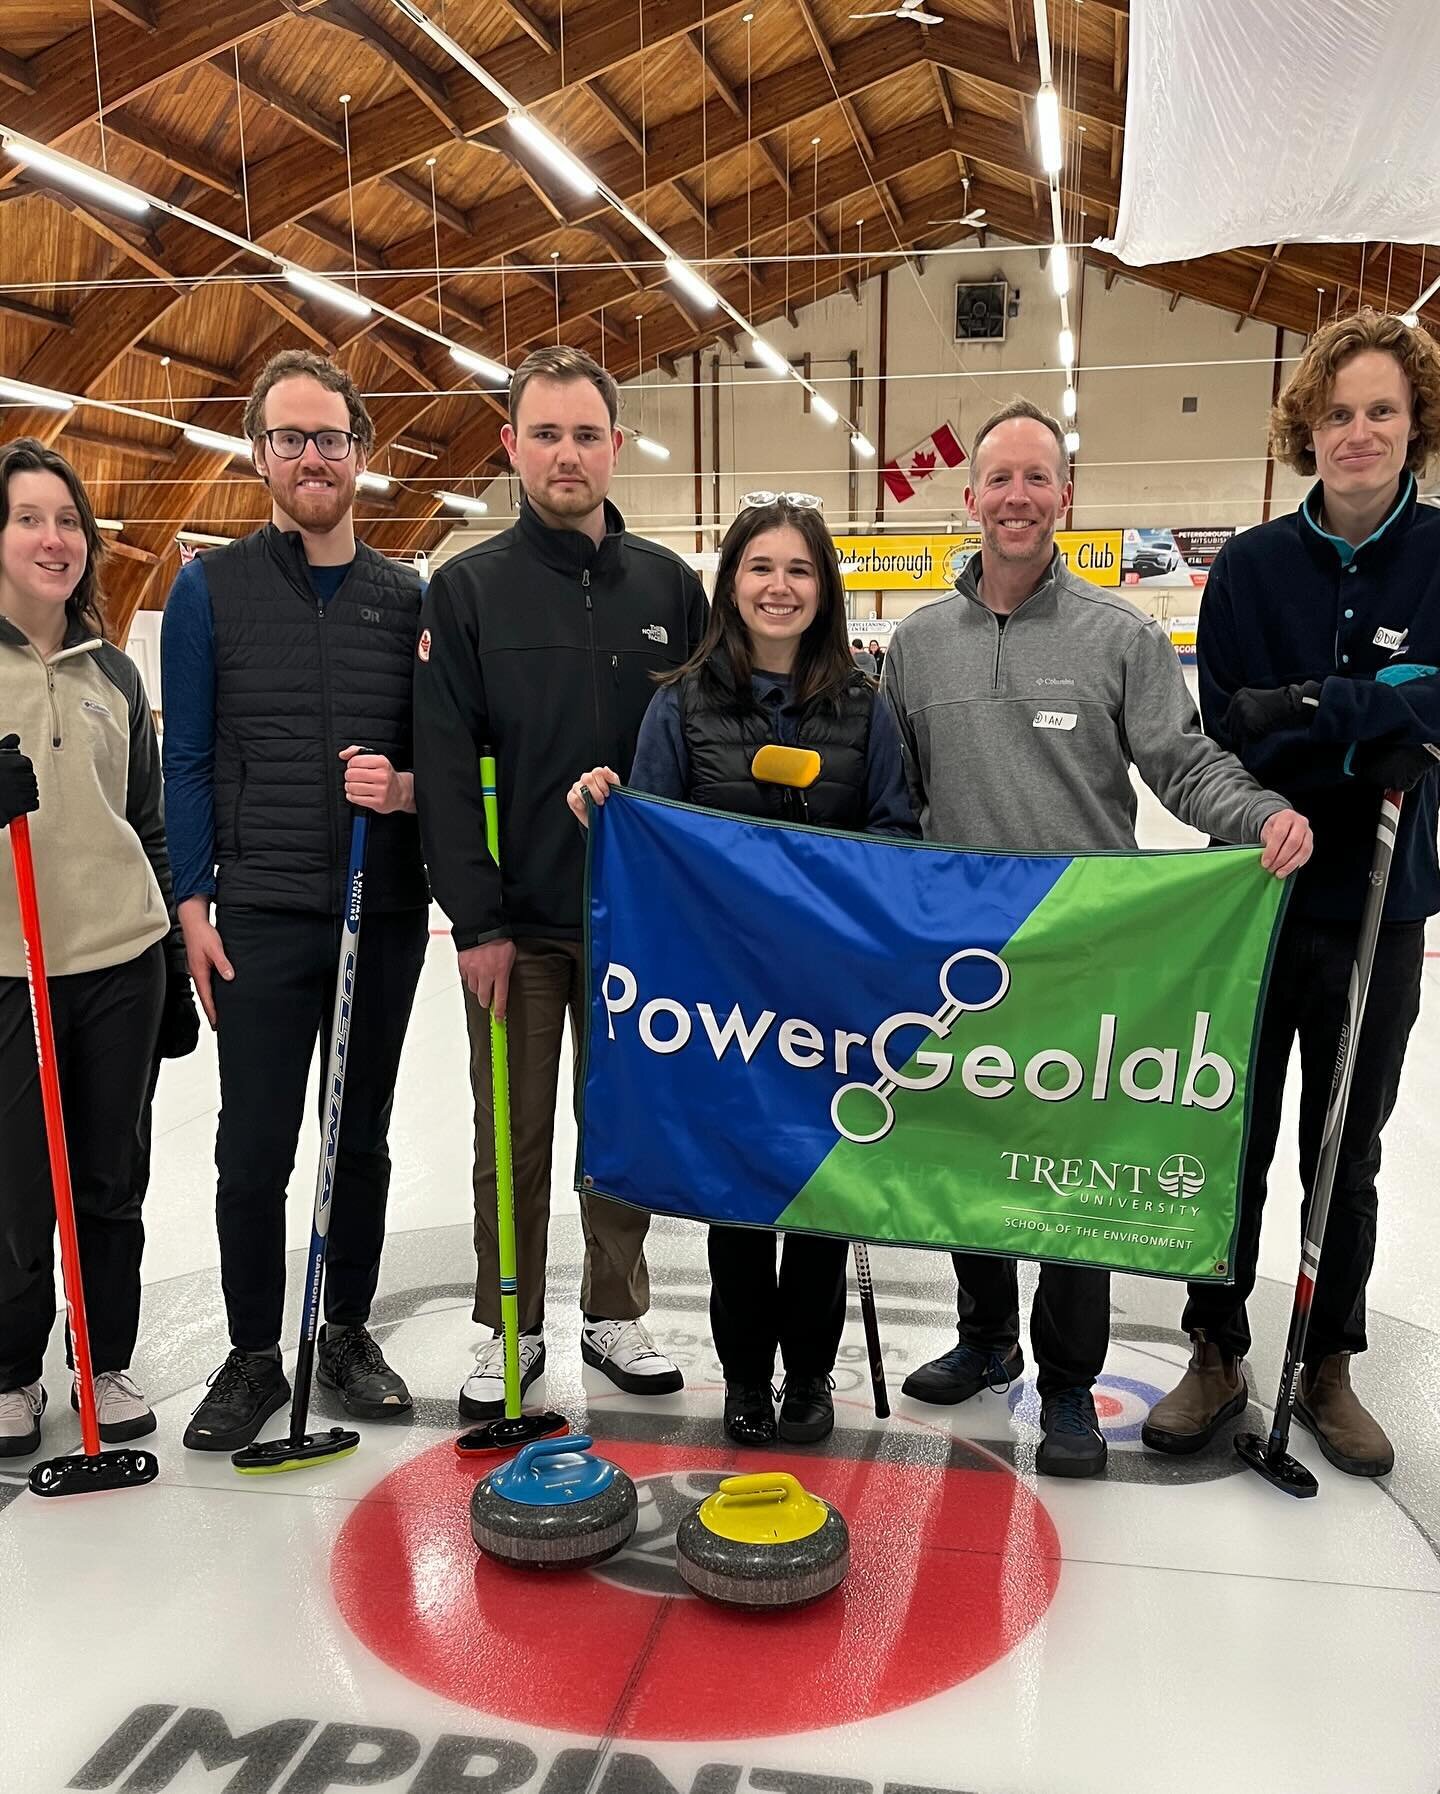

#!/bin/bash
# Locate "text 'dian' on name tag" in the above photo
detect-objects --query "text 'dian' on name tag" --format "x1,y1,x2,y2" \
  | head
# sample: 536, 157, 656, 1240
1032, 710, 1077, 731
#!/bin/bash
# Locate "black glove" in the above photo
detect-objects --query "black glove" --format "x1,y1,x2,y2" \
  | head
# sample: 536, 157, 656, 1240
0, 734, 39, 830
1350, 740, 1440, 794
157, 971, 201, 1059
1223, 681, 1323, 749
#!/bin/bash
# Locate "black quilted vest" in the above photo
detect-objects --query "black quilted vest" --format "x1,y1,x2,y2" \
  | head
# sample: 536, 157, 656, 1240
678, 663, 874, 827
206, 525, 428, 913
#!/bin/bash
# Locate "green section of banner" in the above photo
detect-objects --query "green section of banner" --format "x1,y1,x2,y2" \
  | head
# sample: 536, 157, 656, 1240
776, 849, 1285, 1281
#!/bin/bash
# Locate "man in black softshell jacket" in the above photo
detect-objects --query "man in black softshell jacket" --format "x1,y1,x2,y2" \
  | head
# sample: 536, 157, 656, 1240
414, 346, 708, 1422
1144, 308, 1440, 1479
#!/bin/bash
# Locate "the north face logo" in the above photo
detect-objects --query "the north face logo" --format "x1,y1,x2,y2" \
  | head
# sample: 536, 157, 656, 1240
642, 624, 669, 645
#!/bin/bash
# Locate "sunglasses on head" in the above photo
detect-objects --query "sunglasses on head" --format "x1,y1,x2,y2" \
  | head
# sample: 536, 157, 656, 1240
739, 490, 823, 510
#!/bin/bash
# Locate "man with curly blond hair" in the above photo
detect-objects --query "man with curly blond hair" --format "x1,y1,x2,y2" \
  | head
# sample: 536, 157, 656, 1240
1145, 309, 1440, 1479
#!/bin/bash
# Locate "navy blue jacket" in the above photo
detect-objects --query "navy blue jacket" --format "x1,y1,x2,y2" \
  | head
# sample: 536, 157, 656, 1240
1197, 476, 1440, 921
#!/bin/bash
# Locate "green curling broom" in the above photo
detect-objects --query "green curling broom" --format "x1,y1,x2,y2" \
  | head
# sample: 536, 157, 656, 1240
457, 752, 568, 1457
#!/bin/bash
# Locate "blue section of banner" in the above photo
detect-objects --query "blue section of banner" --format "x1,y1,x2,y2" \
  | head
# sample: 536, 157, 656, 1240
580, 793, 1071, 1227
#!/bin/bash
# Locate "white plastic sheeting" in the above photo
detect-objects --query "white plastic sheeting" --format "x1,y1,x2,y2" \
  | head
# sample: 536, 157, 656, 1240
1098, 0, 1440, 267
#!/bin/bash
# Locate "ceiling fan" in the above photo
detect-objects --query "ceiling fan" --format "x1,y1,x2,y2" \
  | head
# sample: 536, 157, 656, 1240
930, 178, 986, 229
849, 0, 944, 23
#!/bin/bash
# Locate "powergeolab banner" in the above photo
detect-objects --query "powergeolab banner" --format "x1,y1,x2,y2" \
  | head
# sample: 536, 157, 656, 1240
580, 793, 1289, 1282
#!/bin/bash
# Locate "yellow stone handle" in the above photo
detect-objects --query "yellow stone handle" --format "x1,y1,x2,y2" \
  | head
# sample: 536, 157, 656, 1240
712, 1473, 807, 1508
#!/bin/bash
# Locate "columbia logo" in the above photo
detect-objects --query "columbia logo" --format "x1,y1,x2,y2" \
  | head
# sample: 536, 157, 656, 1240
642, 624, 669, 645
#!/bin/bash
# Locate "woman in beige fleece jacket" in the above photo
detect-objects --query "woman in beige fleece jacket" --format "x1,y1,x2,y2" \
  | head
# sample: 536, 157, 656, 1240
0, 438, 192, 1460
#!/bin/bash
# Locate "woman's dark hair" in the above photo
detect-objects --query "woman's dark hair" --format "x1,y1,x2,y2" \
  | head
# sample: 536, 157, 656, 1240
0, 437, 108, 639
660, 501, 857, 707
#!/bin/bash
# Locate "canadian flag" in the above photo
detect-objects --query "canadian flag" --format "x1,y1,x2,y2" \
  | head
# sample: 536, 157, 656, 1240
176, 539, 197, 565
881, 420, 967, 505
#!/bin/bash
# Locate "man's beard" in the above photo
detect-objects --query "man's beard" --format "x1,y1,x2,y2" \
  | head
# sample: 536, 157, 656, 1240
536, 477, 598, 516
279, 477, 354, 531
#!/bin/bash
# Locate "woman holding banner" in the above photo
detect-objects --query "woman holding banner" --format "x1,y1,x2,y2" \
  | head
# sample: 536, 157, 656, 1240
568, 494, 915, 1447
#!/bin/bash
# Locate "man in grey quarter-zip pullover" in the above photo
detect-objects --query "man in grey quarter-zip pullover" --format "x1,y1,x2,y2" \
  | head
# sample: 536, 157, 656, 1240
883, 397, 1312, 1479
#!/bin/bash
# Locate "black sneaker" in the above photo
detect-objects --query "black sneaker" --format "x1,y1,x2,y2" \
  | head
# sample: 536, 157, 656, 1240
1037, 1385, 1108, 1479
723, 1381, 777, 1446
778, 1373, 835, 1444
183, 1350, 290, 1452
317, 1325, 412, 1420
902, 1341, 1023, 1406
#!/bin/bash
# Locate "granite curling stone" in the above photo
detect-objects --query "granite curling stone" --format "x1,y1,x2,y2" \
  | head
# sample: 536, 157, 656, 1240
675, 1471, 849, 1608
470, 1434, 637, 1570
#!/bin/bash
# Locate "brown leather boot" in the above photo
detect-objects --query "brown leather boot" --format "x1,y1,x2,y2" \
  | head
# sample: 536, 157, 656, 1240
1294, 1354, 1394, 1477
1141, 1334, 1248, 1454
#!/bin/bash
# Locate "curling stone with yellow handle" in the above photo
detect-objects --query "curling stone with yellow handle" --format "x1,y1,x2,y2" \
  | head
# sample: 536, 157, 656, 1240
675, 1472, 849, 1607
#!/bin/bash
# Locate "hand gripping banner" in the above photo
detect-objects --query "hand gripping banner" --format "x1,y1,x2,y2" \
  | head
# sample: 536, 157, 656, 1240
579, 792, 1289, 1282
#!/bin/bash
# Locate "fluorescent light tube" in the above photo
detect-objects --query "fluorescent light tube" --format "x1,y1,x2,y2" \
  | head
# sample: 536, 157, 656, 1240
357, 471, 391, 492
1050, 249, 1070, 297
0, 376, 74, 412
632, 433, 670, 459
1064, 429, 1080, 455
1036, 84, 1063, 176
851, 432, 876, 458
664, 257, 719, 311
4, 140, 150, 217
751, 335, 790, 376
1062, 385, 1077, 420
184, 426, 252, 459
507, 113, 598, 197
285, 267, 372, 319
438, 490, 489, 515
1058, 328, 1075, 367
811, 393, 839, 424
452, 346, 510, 384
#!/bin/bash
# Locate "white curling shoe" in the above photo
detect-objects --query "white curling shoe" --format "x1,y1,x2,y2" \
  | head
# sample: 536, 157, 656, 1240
72, 1370, 156, 1444
0, 1382, 45, 1458
581, 1318, 685, 1395
459, 1330, 546, 1422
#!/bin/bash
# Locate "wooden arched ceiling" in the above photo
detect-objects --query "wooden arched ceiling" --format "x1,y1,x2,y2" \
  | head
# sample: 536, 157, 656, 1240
1, 0, 1436, 635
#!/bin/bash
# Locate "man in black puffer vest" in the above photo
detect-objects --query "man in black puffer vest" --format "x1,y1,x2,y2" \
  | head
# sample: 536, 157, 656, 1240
162, 351, 428, 1451
415, 346, 708, 1424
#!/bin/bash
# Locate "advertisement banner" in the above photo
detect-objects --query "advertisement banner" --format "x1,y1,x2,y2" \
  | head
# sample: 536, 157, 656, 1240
835, 531, 1123, 591
1122, 526, 1237, 587
581, 793, 1288, 1282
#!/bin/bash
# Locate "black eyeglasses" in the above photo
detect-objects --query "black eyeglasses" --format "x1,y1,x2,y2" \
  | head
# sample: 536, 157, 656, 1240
261, 428, 357, 462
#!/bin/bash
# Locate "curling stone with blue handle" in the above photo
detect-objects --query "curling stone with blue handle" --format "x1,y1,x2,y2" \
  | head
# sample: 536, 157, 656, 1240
675, 1472, 849, 1608
470, 1434, 638, 1569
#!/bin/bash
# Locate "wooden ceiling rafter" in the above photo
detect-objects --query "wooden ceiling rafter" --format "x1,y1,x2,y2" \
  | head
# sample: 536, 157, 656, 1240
4, 0, 907, 441
312, 0, 466, 140
96, 0, 161, 28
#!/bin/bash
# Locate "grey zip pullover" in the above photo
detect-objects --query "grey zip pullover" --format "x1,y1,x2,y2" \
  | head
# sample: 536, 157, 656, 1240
882, 551, 1288, 853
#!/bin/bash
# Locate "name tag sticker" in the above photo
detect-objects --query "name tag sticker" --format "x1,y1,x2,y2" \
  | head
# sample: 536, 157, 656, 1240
1032, 710, 1077, 731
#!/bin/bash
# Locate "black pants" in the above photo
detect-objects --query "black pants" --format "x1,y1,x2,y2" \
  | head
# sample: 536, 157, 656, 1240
212, 906, 427, 1353
949, 1253, 1110, 1398
1182, 916, 1424, 1360
0, 945, 164, 1391
708, 1226, 849, 1384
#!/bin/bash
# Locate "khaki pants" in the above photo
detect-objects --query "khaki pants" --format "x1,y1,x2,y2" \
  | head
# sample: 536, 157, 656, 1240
465, 937, 651, 1330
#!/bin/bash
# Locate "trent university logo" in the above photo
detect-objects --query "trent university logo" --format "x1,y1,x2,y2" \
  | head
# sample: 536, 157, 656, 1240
1157, 1153, 1205, 1198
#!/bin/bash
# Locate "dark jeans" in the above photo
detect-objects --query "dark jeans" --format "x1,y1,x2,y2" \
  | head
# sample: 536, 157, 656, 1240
0, 945, 164, 1391
949, 1253, 1111, 1398
708, 1225, 850, 1384
1182, 916, 1424, 1360
212, 905, 427, 1353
